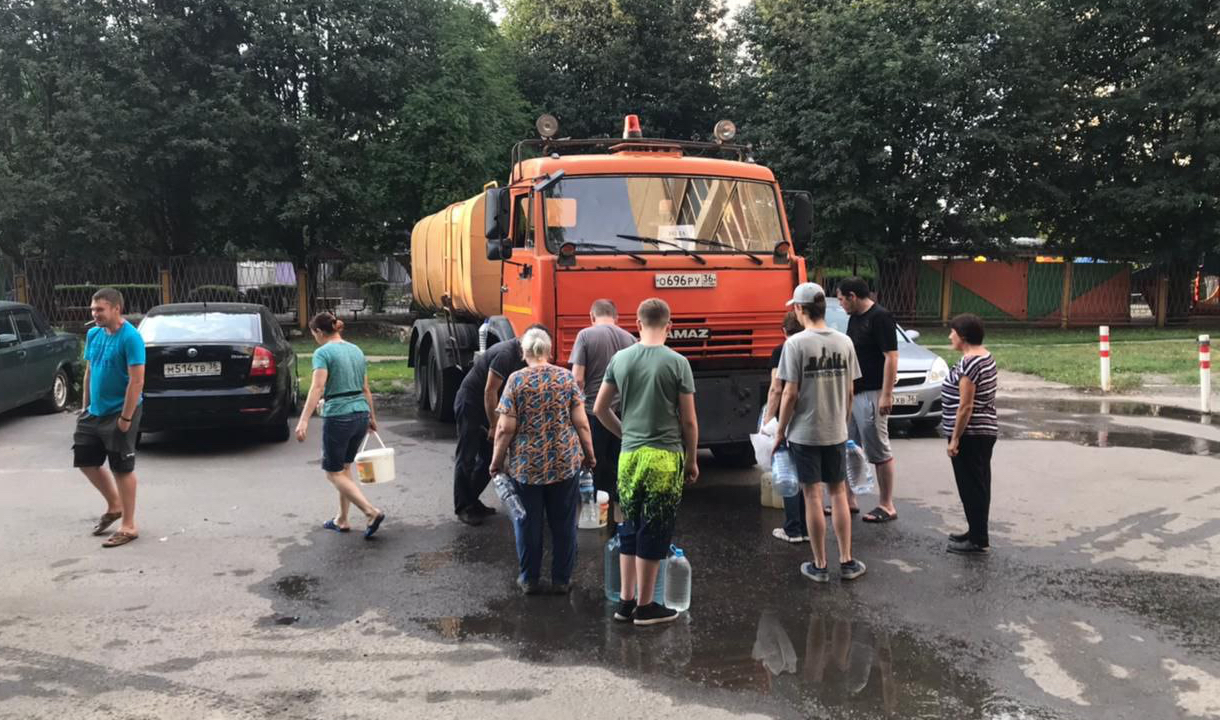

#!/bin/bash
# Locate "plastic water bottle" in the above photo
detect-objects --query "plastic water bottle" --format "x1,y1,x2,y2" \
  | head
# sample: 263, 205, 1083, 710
770, 446, 800, 498
604, 534, 622, 602
845, 440, 877, 494
478, 319, 490, 353
577, 468, 594, 502
492, 473, 527, 521
664, 546, 691, 612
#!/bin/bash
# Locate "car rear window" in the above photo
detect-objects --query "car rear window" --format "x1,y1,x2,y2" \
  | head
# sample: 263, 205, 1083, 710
139, 313, 263, 344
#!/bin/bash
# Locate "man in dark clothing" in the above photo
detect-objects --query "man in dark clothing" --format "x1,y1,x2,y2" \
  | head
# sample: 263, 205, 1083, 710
452, 331, 538, 526
571, 299, 636, 502
837, 277, 900, 523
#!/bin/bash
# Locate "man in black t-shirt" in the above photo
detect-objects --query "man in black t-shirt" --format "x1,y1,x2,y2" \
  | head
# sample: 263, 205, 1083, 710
837, 278, 900, 523
452, 328, 548, 526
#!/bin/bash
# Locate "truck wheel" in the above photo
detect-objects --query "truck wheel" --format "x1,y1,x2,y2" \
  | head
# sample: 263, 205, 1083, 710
429, 348, 457, 423
712, 442, 757, 469
415, 343, 435, 415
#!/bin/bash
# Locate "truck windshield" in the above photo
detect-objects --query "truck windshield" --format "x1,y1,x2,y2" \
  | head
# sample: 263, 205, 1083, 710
542, 176, 784, 254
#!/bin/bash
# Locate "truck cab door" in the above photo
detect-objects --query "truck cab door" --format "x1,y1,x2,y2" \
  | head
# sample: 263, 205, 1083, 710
500, 192, 536, 333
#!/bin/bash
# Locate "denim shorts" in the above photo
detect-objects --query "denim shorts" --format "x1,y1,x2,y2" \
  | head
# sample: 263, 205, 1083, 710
321, 412, 369, 472
788, 441, 846, 485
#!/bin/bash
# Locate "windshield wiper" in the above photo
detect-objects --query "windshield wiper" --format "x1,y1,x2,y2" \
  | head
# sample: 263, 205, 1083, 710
681, 237, 765, 265
615, 234, 707, 265
568, 242, 647, 265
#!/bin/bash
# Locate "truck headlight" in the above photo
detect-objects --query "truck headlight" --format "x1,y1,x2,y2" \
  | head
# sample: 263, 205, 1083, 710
926, 357, 950, 384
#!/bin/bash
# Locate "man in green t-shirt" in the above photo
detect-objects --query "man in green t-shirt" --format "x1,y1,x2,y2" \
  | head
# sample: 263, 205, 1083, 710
593, 298, 698, 627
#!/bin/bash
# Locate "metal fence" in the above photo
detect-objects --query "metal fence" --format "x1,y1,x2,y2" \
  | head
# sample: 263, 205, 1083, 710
814, 256, 1210, 328
18, 256, 412, 330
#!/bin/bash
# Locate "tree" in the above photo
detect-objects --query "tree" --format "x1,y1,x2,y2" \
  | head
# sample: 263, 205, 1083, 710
735, 0, 1057, 262
503, 0, 730, 141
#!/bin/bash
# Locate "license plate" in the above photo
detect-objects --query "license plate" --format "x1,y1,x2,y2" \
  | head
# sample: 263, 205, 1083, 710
892, 393, 919, 406
654, 273, 717, 289
165, 362, 222, 378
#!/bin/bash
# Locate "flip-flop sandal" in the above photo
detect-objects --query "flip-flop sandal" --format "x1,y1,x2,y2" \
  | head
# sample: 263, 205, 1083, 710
862, 507, 897, 523
323, 519, 351, 533
92, 512, 123, 536
364, 512, 385, 540
102, 531, 138, 548
824, 506, 862, 516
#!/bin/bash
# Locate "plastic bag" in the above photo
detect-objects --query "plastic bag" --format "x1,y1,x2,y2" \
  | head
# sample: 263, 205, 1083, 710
845, 440, 877, 495
751, 609, 797, 676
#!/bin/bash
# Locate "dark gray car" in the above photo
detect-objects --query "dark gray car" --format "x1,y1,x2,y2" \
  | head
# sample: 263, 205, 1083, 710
0, 301, 82, 415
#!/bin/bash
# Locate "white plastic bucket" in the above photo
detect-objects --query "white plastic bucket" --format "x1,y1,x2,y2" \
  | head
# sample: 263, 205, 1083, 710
354, 432, 395, 484
579, 490, 611, 529
597, 490, 610, 527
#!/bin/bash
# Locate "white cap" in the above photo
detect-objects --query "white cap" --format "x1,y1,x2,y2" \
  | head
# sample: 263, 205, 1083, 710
785, 282, 826, 306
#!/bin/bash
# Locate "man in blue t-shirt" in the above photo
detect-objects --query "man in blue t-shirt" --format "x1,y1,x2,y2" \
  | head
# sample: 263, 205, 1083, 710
74, 288, 146, 548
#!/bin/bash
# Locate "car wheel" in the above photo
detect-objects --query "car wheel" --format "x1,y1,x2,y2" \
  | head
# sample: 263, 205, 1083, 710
711, 441, 758, 468
38, 368, 71, 413
266, 418, 291, 443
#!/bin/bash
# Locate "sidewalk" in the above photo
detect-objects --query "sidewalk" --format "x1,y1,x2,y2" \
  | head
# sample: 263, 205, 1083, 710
998, 368, 1217, 416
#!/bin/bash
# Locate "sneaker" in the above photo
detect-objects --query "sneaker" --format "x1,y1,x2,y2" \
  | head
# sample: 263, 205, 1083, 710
613, 599, 638, 622
633, 602, 679, 626
839, 559, 867, 581
517, 578, 543, 595
456, 510, 484, 527
947, 539, 989, 555
948, 531, 969, 543
773, 528, 807, 544
471, 502, 497, 517
548, 582, 571, 595
800, 561, 830, 583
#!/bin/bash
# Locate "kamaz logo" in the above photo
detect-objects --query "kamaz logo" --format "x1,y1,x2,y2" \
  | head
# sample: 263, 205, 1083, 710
670, 327, 711, 340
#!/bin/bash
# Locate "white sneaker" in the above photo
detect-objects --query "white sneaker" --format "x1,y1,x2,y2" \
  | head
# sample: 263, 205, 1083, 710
772, 527, 806, 544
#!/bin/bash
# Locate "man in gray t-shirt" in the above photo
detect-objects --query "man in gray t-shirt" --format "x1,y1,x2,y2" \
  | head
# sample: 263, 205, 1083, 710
774, 282, 866, 584
571, 299, 636, 499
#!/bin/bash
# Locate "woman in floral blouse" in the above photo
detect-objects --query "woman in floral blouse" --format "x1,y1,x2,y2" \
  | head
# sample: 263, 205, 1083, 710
490, 327, 596, 595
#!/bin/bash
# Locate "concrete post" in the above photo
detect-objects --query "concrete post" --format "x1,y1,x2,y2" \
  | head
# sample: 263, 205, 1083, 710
160, 268, 172, 305
297, 267, 310, 331
1201, 335, 1212, 414
1155, 272, 1169, 328
1099, 326, 1111, 392
1060, 262, 1073, 329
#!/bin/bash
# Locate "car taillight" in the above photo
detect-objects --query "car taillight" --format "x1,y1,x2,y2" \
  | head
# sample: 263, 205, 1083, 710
250, 346, 276, 377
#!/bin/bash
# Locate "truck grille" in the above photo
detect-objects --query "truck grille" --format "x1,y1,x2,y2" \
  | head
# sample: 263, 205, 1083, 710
557, 314, 783, 361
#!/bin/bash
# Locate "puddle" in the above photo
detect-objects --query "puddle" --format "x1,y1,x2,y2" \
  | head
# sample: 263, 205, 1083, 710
996, 399, 1220, 457
273, 574, 320, 602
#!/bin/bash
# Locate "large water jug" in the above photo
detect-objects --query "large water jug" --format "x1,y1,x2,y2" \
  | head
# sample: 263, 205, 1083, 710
770, 447, 800, 498
663, 546, 691, 612
845, 440, 877, 495
604, 534, 622, 602
492, 473, 527, 521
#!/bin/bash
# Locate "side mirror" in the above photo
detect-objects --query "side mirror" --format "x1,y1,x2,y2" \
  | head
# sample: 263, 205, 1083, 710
486, 238, 514, 261
905, 329, 920, 341
484, 187, 510, 243
0, 333, 17, 347
784, 190, 814, 254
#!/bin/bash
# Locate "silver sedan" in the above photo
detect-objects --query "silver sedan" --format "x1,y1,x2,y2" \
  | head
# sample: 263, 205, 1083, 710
825, 305, 948, 429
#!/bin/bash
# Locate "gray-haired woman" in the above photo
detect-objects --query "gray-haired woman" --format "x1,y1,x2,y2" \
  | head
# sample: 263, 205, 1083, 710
489, 327, 596, 594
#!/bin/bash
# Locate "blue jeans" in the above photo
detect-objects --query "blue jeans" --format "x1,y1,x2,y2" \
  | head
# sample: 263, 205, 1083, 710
512, 476, 579, 585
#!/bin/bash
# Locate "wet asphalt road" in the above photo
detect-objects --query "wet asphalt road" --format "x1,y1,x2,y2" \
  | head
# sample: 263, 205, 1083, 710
2, 395, 1219, 719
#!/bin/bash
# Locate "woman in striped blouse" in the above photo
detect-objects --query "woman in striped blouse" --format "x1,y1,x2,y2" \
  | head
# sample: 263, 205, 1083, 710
940, 314, 998, 555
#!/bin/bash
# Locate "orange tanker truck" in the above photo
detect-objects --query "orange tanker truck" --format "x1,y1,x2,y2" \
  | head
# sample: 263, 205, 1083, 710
408, 114, 814, 465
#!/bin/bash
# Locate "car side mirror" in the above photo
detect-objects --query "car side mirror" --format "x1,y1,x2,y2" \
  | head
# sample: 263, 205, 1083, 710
905, 329, 920, 342
0, 333, 17, 347
783, 190, 814, 254
485, 188, 510, 242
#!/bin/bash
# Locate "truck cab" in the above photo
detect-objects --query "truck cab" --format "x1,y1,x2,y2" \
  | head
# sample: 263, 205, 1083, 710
410, 116, 813, 464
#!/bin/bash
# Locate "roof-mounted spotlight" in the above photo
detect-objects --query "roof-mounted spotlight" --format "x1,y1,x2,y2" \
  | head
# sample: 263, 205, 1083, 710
713, 119, 737, 144
536, 114, 559, 140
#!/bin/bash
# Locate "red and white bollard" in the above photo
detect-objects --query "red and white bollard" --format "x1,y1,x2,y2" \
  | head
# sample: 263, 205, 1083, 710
1201, 334, 1212, 414
1099, 325, 1111, 392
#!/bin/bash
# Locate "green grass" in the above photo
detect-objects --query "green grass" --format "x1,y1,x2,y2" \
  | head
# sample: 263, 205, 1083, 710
930, 336, 1206, 392
910, 325, 1217, 347
292, 333, 409, 358
297, 359, 414, 395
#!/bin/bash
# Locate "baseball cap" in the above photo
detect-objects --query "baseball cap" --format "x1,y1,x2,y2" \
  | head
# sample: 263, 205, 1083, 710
785, 282, 826, 306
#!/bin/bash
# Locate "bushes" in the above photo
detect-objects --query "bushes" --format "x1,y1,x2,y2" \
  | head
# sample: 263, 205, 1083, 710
340, 262, 384, 285
186, 285, 242, 302
362, 282, 390, 313
53, 283, 162, 313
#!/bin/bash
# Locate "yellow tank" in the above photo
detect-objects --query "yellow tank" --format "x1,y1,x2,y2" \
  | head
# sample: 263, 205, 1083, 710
410, 192, 503, 319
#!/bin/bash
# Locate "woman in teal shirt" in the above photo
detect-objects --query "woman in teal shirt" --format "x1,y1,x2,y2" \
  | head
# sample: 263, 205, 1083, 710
295, 312, 385, 538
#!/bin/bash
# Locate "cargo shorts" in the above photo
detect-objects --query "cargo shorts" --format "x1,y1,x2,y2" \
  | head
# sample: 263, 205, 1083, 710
73, 406, 142, 474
